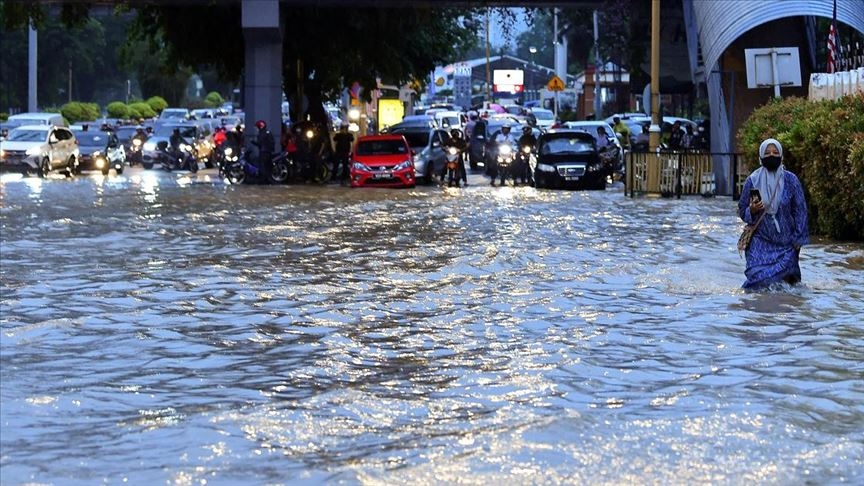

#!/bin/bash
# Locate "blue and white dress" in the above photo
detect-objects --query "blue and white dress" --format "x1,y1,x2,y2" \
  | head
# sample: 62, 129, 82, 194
737, 169, 809, 289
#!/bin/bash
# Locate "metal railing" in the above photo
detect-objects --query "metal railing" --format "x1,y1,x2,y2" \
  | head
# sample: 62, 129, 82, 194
625, 151, 746, 200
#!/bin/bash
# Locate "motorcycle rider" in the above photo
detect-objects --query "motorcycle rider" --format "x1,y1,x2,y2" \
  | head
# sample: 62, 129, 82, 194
442, 128, 468, 187
490, 122, 517, 186
332, 122, 354, 184
516, 125, 537, 186
252, 120, 275, 183
130, 127, 148, 165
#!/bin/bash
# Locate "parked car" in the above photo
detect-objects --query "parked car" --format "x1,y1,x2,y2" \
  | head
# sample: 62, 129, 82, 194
533, 129, 607, 190
0, 125, 79, 177
350, 134, 415, 188
72, 129, 126, 175
389, 126, 452, 184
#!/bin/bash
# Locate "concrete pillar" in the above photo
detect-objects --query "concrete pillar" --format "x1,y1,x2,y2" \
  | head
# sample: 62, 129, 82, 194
28, 23, 37, 112
242, 0, 282, 149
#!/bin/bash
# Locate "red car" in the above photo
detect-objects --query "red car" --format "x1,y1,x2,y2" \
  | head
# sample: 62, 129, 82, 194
350, 134, 416, 188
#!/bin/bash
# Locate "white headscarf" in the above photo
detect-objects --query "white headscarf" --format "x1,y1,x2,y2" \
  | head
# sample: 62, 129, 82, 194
749, 138, 786, 215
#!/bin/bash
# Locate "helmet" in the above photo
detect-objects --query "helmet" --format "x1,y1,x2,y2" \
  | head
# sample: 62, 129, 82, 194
450, 128, 462, 139
522, 125, 532, 134
172, 128, 180, 135
468, 110, 478, 120
255, 120, 267, 130
502, 122, 512, 130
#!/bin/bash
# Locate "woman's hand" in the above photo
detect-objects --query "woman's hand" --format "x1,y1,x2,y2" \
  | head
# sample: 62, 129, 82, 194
749, 198, 764, 215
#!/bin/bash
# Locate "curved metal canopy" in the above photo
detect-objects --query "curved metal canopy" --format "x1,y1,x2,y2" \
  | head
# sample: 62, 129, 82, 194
693, 0, 864, 73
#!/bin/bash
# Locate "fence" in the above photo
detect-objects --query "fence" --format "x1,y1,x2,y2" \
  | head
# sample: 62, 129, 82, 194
625, 151, 746, 200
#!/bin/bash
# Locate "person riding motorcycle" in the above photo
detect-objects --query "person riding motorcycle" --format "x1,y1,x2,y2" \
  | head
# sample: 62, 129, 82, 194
515, 125, 537, 185
490, 122, 517, 186
130, 127, 148, 165
442, 128, 468, 187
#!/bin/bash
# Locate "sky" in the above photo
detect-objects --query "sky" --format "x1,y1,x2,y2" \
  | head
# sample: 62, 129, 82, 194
487, 8, 530, 50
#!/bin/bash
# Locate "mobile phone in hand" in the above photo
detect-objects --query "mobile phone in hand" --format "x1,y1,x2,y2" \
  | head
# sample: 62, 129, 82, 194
750, 188, 761, 203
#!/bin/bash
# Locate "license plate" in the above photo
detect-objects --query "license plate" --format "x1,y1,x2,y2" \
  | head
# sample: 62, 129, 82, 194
565, 176, 580, 181
373, 172, 391, 179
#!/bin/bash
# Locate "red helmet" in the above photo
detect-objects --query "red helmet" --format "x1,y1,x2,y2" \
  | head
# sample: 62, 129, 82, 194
255, 120, 267, 130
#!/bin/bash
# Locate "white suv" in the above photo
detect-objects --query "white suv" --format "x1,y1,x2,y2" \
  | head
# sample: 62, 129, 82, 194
0, 125, 80, 177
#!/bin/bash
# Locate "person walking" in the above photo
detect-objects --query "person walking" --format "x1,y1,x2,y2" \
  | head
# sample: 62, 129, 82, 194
253, 120, 275, 183
737, 138, 809, 290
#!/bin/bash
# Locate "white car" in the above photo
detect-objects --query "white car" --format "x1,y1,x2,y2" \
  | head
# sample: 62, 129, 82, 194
0, 124, 79, 177
531, 108, 555, 131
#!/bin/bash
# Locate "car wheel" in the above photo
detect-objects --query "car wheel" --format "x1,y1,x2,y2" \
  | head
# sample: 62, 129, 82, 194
116, 167, 124, 175
38, 158, 50, 178
142, 162, 153, 170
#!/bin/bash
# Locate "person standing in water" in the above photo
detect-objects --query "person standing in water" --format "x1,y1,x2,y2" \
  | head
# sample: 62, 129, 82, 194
737, 138, 809, 289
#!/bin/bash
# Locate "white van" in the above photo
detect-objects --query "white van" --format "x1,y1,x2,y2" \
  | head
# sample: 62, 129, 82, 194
6, 112, 67, 129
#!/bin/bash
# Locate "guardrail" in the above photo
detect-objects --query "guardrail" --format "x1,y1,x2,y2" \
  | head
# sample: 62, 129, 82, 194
625, 151, 746, 200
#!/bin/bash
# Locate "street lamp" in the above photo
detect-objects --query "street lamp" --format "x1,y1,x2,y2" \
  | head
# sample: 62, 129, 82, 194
529, 46, 537, 101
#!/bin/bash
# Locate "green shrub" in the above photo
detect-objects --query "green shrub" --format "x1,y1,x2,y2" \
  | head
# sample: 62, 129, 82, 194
738, 94, 864, 241
106, 101, 130, 119
60, 101, 100, 122
128, 102, 156, 119
204, 91, 224, 107
146, 96, 168, 114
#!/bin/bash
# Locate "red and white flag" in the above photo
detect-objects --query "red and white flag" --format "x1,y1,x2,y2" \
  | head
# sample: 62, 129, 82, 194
827, 0, 838, 73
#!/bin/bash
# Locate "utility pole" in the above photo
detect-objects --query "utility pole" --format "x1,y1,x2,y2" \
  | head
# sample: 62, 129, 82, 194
68, 61, 72, 103
28, 23, 37, 112
593, 10, 602, 120
649, 0, 661, 150
485, 8, 491, 105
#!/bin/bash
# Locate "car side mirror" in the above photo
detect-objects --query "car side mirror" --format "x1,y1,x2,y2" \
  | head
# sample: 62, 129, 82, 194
432, 141, 441, 148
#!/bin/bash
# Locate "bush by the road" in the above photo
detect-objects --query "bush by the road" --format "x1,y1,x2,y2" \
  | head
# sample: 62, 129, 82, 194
128, 102, 156, 119
60, 102, 101, 123
106, 101, 130, 119
738, 94, 864, 241
204, 91, 224, 107
146, 96, 168, 114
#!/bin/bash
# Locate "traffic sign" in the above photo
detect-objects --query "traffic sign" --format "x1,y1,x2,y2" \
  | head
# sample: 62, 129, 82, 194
547, 75, 565, 92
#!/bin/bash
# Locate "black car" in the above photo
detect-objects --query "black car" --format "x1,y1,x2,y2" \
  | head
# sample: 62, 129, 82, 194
532, 130, 607, 190
71, 129, 126, 175
388, 127, 451, 183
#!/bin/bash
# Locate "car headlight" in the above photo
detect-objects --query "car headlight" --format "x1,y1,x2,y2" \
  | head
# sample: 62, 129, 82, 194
394, 160, 413, 170
26, 146, 42, 156
536, 163, 556, 172
352, 162, 371, 171
143, 142, 156, 152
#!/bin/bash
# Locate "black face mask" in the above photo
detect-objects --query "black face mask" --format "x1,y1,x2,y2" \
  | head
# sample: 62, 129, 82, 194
761, 156, 782, 171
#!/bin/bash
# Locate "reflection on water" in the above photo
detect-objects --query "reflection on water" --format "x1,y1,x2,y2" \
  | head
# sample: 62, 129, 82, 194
1, 170, 863, 484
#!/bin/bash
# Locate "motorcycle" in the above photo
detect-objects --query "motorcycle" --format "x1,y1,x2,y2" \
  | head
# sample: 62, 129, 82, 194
598, 144, 622, 181
444, 146, 462, 187
128, 138, 145, 166
158, 140, 198, 173
222, 148, 290, 185
495, 142, 516, 186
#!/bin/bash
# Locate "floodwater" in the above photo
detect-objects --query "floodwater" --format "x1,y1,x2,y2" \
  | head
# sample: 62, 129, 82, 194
1, 168, 862, 485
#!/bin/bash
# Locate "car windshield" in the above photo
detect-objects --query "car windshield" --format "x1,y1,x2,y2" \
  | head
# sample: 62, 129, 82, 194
392, 131, 429, 148
114, 127, 138, 141
539, 136, 595, 155
439, 116, 460, 128
73, 132, 108, 146
6, 128, 46, 142
160, 109, 188, 119
155, 125, 197, 138
533, 111, 554, 120
356, 140, 408, 155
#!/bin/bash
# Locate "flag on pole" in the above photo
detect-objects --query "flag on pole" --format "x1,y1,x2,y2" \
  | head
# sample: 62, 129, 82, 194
827, 0, 838, 73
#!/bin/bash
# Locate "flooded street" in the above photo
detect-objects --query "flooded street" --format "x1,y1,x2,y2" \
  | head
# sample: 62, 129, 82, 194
1, 168, 863, 485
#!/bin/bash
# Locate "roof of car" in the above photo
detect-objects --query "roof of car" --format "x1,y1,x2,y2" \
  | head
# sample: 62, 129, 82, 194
10, 124, 54, 131
358, 134, 408, 142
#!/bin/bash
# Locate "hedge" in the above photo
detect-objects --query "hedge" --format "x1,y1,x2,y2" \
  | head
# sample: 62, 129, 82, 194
128, 102, 156, 119
737, 94, 864, 241
146, 96, 168, 114
60, 102, 100, 123
106, 101, 130, 119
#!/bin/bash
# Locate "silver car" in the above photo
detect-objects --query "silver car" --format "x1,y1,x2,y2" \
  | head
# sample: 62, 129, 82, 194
0, 124, 79, 177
